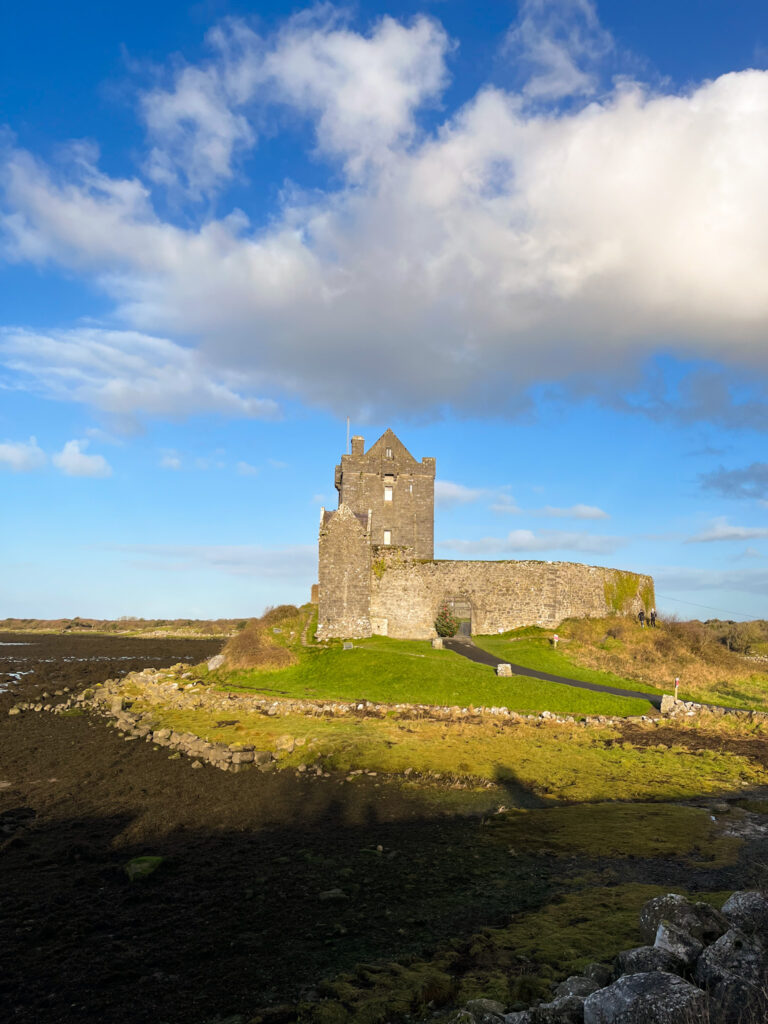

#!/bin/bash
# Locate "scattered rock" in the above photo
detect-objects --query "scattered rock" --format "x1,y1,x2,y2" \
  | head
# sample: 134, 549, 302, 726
653, 921, 703, 968
531, 994, 585, 1022
464, 997, 506, 1021
583, 972, 710, 1024
553, 976, 600, 999
615, 946, 685, 977
124, 856, 164, 881
207, 654, 226, 671
694, 927, 768, 1022
584, 963, 614, 988
639, 893, 726, 945
721, 890, 768, 939
317, 888, 348, 902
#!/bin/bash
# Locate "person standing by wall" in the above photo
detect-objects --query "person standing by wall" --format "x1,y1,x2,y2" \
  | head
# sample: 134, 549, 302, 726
650, 608, 657, 627
638, 609, 645, 628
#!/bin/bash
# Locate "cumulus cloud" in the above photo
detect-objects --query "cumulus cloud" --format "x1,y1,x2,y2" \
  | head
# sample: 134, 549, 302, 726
236, 460, 259, 475
700, 462, 768, 500
3, 7, 768, 422
52, 439, 112, 477
687, 517, 768, 542
0, 436, 46, 471
538, 503, 609, 519
140, 10, 449, 194
434, 480, 486, 505
142, 64, 255, 197
440, 528, 622, 555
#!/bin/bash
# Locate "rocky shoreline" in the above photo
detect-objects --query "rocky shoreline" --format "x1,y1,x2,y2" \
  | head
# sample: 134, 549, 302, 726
440, 890, 768, 1024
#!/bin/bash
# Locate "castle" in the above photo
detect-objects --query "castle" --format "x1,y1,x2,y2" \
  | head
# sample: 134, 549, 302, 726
317, 429, 654, 640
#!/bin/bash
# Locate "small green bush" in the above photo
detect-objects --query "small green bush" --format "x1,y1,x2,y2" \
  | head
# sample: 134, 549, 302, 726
435, 605, 460, 637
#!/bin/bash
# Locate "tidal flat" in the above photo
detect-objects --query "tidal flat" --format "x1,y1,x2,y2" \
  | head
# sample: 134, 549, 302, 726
3, 633, 768, 1024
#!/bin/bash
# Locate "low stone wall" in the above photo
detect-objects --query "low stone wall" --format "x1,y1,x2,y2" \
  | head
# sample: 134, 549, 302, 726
370, 554, 655, 639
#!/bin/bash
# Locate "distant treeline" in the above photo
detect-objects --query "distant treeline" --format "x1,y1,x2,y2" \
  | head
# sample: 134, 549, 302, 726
0, 616, 250, 635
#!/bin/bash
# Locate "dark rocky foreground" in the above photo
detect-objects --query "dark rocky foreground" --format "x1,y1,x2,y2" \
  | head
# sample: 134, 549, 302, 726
0, 635, 555, 1024
2, 635, 767, 1024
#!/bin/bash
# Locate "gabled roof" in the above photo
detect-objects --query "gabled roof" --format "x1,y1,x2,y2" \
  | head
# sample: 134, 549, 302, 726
365, 428, 418, 465
322, 505, 369, 531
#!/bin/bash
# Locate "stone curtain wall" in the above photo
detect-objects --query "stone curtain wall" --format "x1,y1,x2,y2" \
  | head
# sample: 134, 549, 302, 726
316, 506, 372, 639
370, 552, 655, 638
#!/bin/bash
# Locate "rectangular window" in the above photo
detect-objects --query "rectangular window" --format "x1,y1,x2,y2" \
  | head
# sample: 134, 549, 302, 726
383, 530, 391, 545
384, 485, 393, 501
385, 447, 393, 458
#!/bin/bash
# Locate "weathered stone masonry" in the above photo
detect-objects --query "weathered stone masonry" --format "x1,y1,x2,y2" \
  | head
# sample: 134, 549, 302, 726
317, 431, 654, 640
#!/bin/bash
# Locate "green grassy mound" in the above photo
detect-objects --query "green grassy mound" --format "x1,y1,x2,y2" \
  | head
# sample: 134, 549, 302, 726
218, 635, 654, 718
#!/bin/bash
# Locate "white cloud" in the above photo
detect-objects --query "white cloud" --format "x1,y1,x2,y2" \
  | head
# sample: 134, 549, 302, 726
236, 460, 259, 475
159, 451, 181, 469
505, 0, 614, 101
142, 64, 255, 198
687, 517, 768, 543
491, 494, 523, 514
3, 10, 768, 422
0, 327, 279, 425
52, 439, 112, 478
440, 527, 622, 555
112, 542, 315, 579
434, 480, 486, 505
538, 503, 609, 519
0, 436, 46, 472
741, 547, 763, 559
139, 11, 449, 195
655, 566, 768, 598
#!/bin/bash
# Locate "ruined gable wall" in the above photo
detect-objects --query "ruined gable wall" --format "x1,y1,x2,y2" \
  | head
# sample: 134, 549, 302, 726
316, 509, 372, 639
369, 552, 655, 638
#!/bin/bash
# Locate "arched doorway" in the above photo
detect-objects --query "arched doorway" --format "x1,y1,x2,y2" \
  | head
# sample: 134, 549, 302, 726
444, 596, 472, 636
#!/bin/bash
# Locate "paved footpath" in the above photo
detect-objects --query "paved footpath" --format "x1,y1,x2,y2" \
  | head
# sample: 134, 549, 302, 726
443, 637, 663, 709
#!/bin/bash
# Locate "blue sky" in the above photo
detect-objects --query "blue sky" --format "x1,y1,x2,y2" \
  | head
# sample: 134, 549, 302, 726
2, 0, 768, 620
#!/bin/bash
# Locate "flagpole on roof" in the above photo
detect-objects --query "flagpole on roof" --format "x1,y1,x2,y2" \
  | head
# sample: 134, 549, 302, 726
346, 416, 350, 454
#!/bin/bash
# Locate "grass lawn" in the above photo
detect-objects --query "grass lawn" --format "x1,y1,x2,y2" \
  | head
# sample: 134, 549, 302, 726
474, 634, 664, 697
216, 635, 655, 717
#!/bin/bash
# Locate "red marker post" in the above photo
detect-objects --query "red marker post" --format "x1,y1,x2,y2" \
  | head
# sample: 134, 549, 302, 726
674, 677, 680, 701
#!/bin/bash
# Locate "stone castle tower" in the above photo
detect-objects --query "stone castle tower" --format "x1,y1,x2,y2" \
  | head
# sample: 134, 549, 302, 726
316, 429, 655, 641
334, 428, 435, 556
317, 430, 434, 638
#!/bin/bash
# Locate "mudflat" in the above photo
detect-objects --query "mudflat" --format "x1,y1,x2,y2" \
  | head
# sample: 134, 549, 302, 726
0, 635, 550, 1024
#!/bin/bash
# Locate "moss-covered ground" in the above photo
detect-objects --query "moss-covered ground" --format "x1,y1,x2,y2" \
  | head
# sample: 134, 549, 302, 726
129, 689, 768, 803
